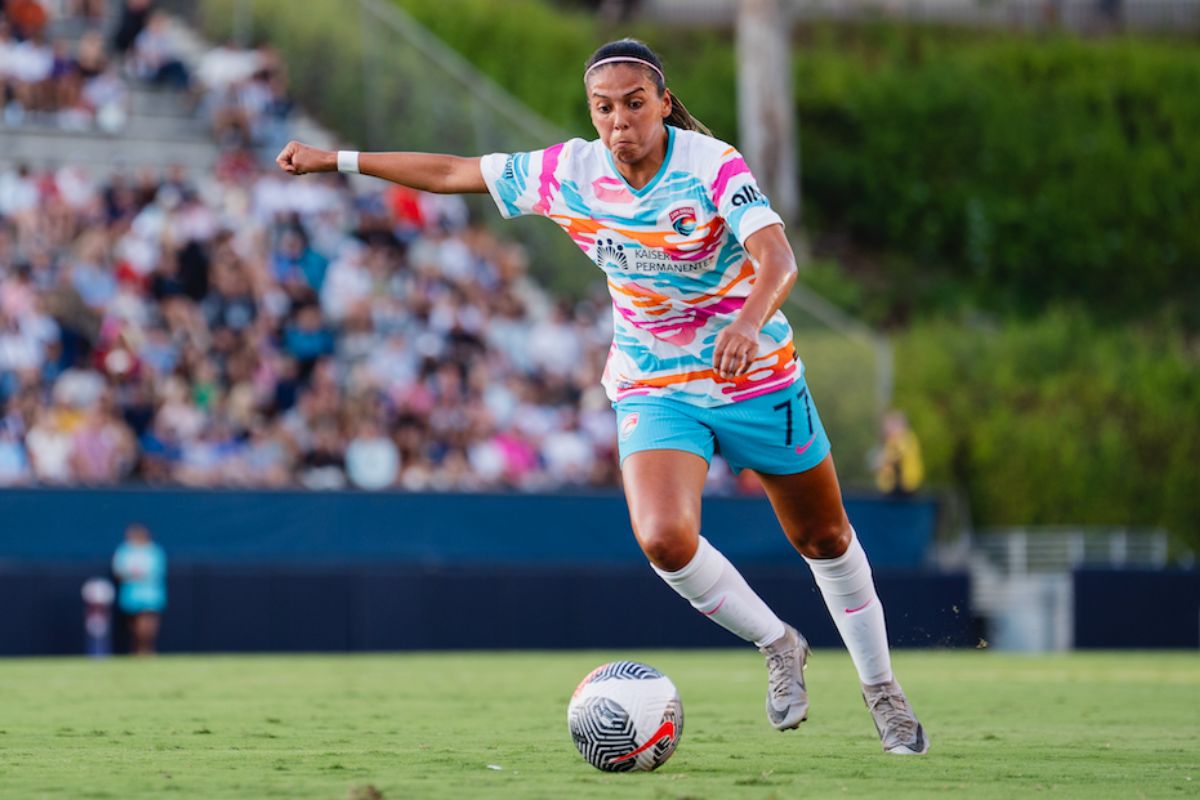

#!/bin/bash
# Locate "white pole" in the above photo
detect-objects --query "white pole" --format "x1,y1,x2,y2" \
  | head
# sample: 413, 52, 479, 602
736, 0, 800, 225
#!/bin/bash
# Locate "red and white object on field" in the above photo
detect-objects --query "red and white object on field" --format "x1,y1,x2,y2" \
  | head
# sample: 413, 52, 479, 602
567, 661, 683, 772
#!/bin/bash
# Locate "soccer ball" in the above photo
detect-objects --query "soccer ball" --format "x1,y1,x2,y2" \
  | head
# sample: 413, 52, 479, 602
567, 661, 683, 772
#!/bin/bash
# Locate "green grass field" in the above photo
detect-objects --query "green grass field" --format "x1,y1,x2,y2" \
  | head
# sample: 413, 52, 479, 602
0, 650, 1195, 799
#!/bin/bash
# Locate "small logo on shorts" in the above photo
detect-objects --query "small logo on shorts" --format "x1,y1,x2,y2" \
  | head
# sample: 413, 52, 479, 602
620, 412, 640, 441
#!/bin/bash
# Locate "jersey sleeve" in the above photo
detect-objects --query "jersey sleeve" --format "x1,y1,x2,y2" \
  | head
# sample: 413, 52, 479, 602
709, 146, 784, 244
480, 141, 572, 220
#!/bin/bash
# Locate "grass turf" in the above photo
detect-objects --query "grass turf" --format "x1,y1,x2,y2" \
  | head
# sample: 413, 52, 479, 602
0, 650, 1195, 799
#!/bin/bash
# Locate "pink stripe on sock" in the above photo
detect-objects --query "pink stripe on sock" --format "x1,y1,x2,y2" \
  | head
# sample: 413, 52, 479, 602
844, 599, 873, 614
701, 596, 727, 616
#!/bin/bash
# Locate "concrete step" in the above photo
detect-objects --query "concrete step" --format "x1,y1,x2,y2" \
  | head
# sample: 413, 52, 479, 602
128, 86, 196, 118
1, 123, 219, 173
44, 15, 116, 43
125, 113, 211, 140
3, 113, 210, 142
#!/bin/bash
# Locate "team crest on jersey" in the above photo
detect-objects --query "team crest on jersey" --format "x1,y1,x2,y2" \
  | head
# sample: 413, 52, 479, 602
619, 412, 640, 441
668, 206, 697, 237
595, 238, 628, 271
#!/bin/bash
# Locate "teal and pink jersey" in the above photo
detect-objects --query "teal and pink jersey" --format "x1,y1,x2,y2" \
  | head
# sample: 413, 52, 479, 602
481, 125, 797, 408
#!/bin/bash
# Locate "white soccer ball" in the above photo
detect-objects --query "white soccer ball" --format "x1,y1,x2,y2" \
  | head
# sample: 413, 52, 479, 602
567, 661, 684, 772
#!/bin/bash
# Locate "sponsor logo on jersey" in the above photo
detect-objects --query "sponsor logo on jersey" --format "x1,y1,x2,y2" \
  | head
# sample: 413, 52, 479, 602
730, 184, 765, 207
619, 412, 640, 441
628, 248, 714, 274
502, 155, 516, 180
594, 238, 628, 271
668, 206, 697, 236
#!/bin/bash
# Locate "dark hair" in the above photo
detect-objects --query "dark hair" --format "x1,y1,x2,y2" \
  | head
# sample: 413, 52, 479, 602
584, 38, 712, 137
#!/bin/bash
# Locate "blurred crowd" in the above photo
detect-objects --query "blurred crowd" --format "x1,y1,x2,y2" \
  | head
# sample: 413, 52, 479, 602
1, 0, 125, 131
1, 0, 291, 154
0, 157, 627, 491
0, 1, 749, 495
0, 2, 629, 493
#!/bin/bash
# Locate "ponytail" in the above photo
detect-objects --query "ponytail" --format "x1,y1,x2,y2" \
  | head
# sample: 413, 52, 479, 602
665, 91, 712, 137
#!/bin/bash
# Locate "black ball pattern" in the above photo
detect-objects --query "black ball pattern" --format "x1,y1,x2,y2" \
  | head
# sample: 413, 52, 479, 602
569, 695, 640, 772
568, 661, 683, 772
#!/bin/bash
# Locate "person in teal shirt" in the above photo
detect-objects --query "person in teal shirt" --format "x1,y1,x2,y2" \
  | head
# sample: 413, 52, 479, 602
111, 523, 167, 655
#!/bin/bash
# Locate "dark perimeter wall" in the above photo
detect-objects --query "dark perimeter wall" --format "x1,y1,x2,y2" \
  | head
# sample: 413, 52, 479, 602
0, 488, 965, 655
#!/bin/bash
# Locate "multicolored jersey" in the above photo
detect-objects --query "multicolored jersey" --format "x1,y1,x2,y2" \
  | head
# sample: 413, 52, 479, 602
480, 125, 797, 408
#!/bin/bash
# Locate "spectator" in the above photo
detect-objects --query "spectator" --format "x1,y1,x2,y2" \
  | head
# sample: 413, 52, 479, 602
5, 0, 49, 41
80, 64, 128, 132
0, 422, 31, 484
111, 522, 166, 655
69, 394, 135, 483
6, 27, 53, 114
74, 29, 106, 81
299, 420, 346, 490
111, 0, 152, 58
345, 418, 399, 490
25, 405, 74, 483
873, 410, 925, 497
129, 11, 189, 90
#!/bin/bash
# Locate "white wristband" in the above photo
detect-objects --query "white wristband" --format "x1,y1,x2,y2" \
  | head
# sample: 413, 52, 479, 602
336, 150, 360, 174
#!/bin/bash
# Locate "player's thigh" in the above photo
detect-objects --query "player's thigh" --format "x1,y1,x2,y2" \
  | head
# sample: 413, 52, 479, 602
621, 449, 709, 570
706, 376, 848, 558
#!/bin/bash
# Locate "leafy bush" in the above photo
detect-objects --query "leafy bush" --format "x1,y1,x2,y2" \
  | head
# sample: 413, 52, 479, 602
894, 310, 1200, 552
794, 27, 1200, 323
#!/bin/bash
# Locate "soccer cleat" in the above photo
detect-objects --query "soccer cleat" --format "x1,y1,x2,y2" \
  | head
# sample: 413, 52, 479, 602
758, 624, 810, 730
862, 680, 930, 755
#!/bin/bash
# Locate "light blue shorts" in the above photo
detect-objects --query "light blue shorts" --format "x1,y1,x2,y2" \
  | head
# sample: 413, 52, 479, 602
614, 374, 832, 475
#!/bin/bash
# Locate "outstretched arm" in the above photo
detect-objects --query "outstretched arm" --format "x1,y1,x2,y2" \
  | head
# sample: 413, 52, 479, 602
275, 141, 487, 194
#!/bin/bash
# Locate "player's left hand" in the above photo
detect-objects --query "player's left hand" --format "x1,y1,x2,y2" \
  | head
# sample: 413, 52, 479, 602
712, 319, 759, 379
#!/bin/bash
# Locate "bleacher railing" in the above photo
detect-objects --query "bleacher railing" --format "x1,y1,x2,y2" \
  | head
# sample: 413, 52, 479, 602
972, 526, 1175, 575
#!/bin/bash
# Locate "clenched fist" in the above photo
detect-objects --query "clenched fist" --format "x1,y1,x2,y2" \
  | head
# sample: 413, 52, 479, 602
275, 141, 335, 176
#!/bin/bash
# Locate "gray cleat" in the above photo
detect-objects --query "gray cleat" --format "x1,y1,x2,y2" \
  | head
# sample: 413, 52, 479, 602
759, 624, 810, 730
862, 680, 930, 754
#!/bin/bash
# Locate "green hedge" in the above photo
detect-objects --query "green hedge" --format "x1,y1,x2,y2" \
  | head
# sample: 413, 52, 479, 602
794, 27, 1200, 323
894, 310, 1200, 552
391, 7, 1200, 324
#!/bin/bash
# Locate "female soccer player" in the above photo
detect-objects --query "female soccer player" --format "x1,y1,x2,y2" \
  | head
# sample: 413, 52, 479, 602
277, 38, 928, 755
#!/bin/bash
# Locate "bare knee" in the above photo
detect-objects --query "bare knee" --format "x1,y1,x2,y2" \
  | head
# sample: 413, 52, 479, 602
789, 517, 852, 560
634, 514, 699, 572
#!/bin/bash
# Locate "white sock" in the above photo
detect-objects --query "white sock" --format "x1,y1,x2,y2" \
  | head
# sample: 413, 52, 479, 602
804, 530, 894, 685
653, 536, 786, 648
